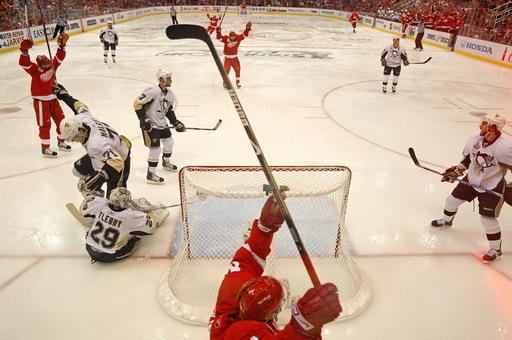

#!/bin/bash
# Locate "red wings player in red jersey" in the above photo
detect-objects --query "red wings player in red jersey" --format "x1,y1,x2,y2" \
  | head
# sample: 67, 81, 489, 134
216, 22, 252, 89
209, 192, 342, 340
207, 14, 221, 35
19, 33, 71, 158
349, 12, 361, 33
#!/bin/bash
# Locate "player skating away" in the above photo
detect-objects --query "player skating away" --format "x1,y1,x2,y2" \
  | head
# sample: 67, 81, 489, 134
133, 70, 186, 184
209, 192, 342, 339
431, 114, 512, 263
349, 12, 361, 33
80, 187, 169, 263
216, 22, 252, 89
52, 83, 132, 198
19, 34, 71, 158
380, 37, 409, 93
99, 19, 119, 63
207, 13, 221, 35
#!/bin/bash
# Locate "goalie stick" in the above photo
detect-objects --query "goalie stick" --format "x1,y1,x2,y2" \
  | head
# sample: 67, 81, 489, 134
409, 57, 432, 65
166, 24, 321, 287
165, 119, 222, 131
65, 203, 86, 224
408, 147, 503, 197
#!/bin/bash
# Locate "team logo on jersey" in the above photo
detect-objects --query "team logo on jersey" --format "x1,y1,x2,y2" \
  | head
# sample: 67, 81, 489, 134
472, 151, 494, 175
40, 69, 55, 82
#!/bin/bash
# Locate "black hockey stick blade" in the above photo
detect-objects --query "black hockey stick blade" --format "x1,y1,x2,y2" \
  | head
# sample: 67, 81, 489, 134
410, 57, 432, 64
408, 147, 502, 197
166, 24, 210, 43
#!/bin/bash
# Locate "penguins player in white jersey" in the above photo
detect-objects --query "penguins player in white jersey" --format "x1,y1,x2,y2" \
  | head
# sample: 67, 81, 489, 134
431, 113, 512, 263
80, 187, 169, 263
133, 70, 186, 184
53, 83, 132, 198
99, 19, 119, 63
380, 37, 409, 93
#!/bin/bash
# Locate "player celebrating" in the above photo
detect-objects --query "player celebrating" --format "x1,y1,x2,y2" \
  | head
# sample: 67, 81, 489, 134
380, 37, 409, 93
349, 12, 361, 33
80, 187, 169, 263
207, 13, 221, 35
216, 22, 252, 89
52, 83, 132, 198
19, 34, 71, 158
209, 192, 342, 339
133, 70, 186, 184
240, 1, 248, 15
99, 19, 119, 63
431, 114, 512, 263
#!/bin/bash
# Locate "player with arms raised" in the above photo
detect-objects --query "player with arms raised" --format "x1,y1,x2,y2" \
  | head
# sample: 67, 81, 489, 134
349, 12, 361, 33
209, 192, 342, 339
216, 22, 252, 89
207, 14, 221, 35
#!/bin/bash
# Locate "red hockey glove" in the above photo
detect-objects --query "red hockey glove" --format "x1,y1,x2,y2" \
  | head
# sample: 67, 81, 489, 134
20, 39, 33, 53
258, 191, 285, 235
216, 26, 221, 33
290, 283, 342, 337
441, 164, 465, 183
246, 21, 252, 30
57, 33, 69, 48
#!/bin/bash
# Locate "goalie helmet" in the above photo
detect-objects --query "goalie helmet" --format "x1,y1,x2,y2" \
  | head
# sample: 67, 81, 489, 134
109, 187, 132, 209
238, 276, 284, 321
480, 113, 507, 131
156, 69, 172, 82
60, 117, 83, 141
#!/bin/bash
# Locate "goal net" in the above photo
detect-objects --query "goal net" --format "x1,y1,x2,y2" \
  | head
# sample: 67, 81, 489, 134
158, 166, 371, 325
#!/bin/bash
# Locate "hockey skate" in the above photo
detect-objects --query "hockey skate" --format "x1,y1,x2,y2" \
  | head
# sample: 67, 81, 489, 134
147, 170, 164, 184
42, 148, 58, 158
58, 141, 72, 151
236, 83, 241, 88
112, 57, 116, 63
104, 57, 107, 63
382, 86, 387, 93
162, 158, 178, 172
482, 248, 502, 263
430, 219, 453, 228
392, 85, 396, 93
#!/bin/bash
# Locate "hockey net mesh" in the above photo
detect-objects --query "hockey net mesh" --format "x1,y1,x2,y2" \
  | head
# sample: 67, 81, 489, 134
158, 166, 371, 324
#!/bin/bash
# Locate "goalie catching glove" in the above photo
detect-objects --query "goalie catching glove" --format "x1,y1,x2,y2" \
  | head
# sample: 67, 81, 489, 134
290, 282, 342, 337
441, 164, 466, 183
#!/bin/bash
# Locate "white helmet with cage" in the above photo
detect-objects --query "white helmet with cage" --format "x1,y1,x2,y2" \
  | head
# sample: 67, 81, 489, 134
480, 113, 507, 131
109, 187, 132, 209
156, 69, 172, 82
60, 118, 83, 141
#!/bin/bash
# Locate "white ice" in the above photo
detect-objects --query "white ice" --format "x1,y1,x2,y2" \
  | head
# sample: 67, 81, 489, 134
1, 12, 512, 340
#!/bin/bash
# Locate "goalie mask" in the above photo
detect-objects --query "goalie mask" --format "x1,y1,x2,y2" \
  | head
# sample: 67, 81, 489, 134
109, 187, 132, 209
480, 113, 507, 131
238, 276, 284, 322
60, 118, 83, 142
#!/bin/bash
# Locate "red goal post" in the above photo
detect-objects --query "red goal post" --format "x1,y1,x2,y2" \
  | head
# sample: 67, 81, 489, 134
158, 165, 371, 324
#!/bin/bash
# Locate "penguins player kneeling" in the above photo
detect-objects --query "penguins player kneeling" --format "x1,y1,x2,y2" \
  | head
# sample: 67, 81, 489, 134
80, 187, 169, 263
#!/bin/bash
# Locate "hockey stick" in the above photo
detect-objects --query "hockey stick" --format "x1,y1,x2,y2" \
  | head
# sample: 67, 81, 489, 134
166, 24, 321, 287
165, 119, 222, 131
219, 5, 228, 27
37, 0, 56, 78
65, 203, 86, 224
409, 57, 432, 64
408, 147, 503, 197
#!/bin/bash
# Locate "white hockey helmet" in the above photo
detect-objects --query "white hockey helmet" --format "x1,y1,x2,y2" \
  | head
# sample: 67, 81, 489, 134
107, 19, 113, 24
156, 69, 172, 82
480, 113, 507, 131
109, 187, 132, 209
60, 117, 83, 141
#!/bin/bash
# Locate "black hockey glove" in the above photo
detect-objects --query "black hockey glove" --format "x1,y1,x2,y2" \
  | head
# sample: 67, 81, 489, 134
403, 60, 410, 66
381, 59, 386, 67
441, 165, 465, 183
174, 120, 186, 132
84, 171, 107, 192
52, 83, 68, 99
505, 182, 512, 206
140, 118, 152, 131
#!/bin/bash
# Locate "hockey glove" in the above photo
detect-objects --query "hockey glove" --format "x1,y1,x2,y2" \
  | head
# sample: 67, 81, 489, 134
290, 283, 342, 337
216, 26, 221, 33
140, 118, 152, 131
52, 83, 68, 99
246, 21, 252, 30
174, 120, 186, 132
258, 191, 286, 235
20, 39, 33, 54
84, 171, 107, 192
381, 59, 386, 67
441, 164, 466, 183
403, 59, 410, 66
57, 33, 69, 48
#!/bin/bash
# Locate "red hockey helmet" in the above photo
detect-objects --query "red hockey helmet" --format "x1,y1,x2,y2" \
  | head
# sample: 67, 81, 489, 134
36, 55, 51, 68
238, 276, 284, 321
229, 31, 236, 37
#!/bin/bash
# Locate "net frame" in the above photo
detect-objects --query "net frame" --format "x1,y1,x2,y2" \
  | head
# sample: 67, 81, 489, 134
158, 165, 371, 325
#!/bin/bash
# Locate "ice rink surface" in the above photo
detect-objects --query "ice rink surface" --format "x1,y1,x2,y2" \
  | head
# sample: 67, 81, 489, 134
1, 11, 512, 340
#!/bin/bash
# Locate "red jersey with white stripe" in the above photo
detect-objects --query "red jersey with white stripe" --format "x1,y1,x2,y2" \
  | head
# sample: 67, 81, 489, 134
349, 13, 360, 23
208, 14, 220, 28
217, 28, 250, 58
209, 220, 318, 340
19, 48, 66, 101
